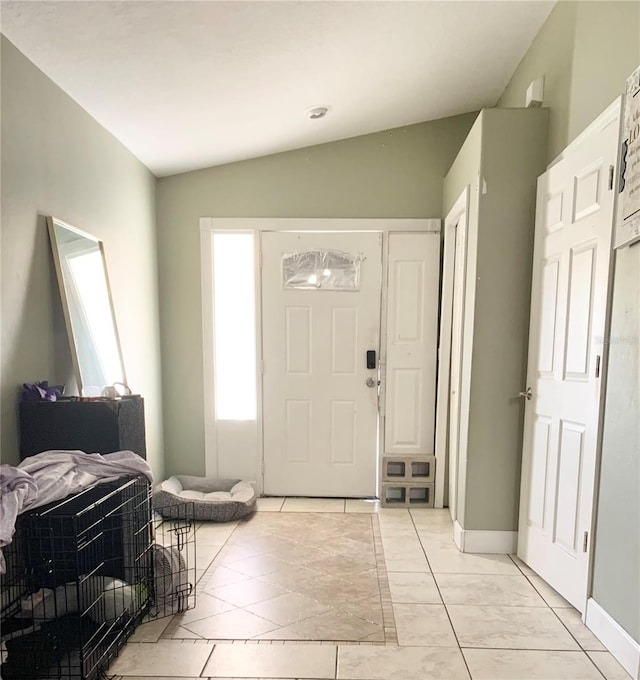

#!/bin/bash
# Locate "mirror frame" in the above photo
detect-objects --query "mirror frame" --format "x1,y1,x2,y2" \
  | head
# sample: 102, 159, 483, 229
47, 216, 127, 394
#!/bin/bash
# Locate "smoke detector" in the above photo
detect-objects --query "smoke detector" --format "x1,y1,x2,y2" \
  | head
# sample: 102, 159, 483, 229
306, 106, 330, 120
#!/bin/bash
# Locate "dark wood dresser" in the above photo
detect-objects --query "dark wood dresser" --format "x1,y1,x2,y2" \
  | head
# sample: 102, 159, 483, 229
19, 395, 146, 460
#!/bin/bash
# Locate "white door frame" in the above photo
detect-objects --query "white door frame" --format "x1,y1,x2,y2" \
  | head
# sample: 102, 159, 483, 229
434, 188, 469, 512
200, 218, 439, 495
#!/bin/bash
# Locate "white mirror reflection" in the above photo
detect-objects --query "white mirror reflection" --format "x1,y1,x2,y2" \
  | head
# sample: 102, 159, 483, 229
47, 217, 126, 394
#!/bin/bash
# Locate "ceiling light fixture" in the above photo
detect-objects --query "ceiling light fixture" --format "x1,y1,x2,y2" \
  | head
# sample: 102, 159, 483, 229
307, 106, 330, 120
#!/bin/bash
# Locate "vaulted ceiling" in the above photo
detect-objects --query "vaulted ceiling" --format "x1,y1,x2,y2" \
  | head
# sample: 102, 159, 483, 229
1, 1, 555, 176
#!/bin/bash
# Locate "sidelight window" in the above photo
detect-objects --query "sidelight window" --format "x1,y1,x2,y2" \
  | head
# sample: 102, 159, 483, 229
212, 232, 257, 420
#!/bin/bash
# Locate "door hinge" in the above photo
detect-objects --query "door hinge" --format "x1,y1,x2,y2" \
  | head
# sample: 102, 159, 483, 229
608, 165, 614, 191
595, 354, 601, 378
583, 531, 589, 553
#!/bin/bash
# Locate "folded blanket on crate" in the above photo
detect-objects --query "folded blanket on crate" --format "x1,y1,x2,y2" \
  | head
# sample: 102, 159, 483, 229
0, 467, 37, 575
0, 450, 153, 574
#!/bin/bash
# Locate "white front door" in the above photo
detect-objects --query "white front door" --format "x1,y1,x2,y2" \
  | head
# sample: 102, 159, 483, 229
261, 231, 382, 497
518, 103, 620, 611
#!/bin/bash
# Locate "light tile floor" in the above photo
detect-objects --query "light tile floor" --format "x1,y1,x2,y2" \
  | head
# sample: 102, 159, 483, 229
162, 510, 389, 643
113, 502, 632, 680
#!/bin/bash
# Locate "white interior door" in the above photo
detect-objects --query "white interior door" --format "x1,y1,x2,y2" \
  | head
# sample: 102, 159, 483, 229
518, 103, 620, 611
262, 231, 382, 497
384, 233, 440, 456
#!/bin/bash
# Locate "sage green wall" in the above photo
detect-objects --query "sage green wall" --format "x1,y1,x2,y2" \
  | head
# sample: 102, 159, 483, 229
156, 113, 477, 476
592, 245, 640, 642
569, 2, 640, 145
443, 109, 549, 532
497, 1, 576, 162
498, 1, 639, 163
465, 109, 548, 532
588, 0, 640, 629
498, 0, 640, 643
0, 37, 165, 478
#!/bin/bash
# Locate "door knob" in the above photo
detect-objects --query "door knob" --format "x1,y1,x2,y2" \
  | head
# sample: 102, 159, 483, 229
366, 377, 377, 388
519, 387, 533, 400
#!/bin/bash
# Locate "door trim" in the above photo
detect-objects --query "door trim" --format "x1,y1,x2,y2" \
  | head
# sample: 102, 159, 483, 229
200, 218, 439, 495
434, 188, 470, 511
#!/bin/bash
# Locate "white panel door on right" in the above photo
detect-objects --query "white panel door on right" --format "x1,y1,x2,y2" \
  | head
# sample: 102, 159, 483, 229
384, 232, 440, 454
518, 105, 620, 611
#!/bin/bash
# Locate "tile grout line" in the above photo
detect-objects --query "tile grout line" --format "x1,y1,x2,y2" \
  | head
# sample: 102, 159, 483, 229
508, 554, 574, 610
199, 639, 216, 678
459, 644, 614, 652
162, 521, 245, 639
584, 650, 616, 680
413, 520, 599, 672
408, 509, 473, 679
547, 602, 605, 657
371, 513, 398, 645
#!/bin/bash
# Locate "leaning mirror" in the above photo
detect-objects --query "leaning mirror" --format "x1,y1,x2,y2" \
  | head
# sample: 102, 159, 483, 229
47, 216, 127, 395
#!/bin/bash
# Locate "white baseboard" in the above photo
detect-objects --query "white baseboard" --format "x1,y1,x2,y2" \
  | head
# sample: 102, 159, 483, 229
453, 520, 464, 550
453, 521, 518, 554
586, 598, 640, 680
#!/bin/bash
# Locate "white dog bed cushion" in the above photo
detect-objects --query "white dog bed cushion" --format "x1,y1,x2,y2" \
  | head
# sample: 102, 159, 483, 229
153, 475, 256, 521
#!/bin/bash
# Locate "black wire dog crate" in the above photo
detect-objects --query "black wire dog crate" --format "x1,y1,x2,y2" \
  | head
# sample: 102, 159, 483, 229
1, 476, 196, 679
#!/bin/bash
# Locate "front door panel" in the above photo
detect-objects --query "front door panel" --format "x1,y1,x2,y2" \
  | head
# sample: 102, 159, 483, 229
262, 231, 382, 497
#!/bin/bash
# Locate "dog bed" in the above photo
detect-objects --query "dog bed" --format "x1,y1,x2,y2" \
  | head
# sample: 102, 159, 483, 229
153, 475, 257, 521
